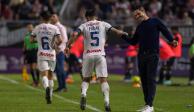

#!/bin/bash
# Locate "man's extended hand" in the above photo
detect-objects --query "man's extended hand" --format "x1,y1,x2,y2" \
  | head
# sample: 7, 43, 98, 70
170, 40, 178, 47
65, 47, 70, 54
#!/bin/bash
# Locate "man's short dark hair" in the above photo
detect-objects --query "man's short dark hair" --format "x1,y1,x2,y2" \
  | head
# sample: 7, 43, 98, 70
40, 11, 51, 21
171, 26, 178, 31
85, 9, 96, 17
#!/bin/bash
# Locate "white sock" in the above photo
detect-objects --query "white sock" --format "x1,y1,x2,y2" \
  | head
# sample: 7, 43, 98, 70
42, 76, 49, 89
101, 82, 110, 105
81, 81, 89, 97
49, 80, 54, 97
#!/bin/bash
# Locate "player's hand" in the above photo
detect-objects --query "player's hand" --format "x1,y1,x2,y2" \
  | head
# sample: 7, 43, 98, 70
122, 32, 128, 36
170, 40, 178, 47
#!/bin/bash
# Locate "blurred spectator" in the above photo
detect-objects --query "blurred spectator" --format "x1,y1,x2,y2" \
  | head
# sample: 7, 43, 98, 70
181, 12, 193, 25
0, 0, 60, 21
162, 26, 183, 85
76, 0, 194, 25
149, 0, 162, 17
28, 0, 42, 20
74, 6, 87, 27
0, 0, 194, 25
1, 3, 13, 20
158, 37, 175, 84
18, 0, 32, 19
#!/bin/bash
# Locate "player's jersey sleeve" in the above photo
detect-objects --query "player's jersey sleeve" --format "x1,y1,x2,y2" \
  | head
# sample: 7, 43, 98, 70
102, 21, 112, 32
55, 27, 61, 36
78, 24, 84, 32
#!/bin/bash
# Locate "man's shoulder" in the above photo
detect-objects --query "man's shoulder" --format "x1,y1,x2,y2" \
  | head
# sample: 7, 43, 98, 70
56, 22, 66, 29
47, 23, 58, 29
150, 18, 159, 21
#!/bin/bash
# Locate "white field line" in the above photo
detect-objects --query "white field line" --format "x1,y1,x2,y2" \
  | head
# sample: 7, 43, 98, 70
0, 76, 102, 112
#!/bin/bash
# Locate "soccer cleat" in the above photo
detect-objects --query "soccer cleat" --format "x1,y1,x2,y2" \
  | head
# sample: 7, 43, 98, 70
105, 102, 111, 112
80, 96, 86, 110
136, 105, 154, 112
45, 87, 51, 104
188, 80, 194, 86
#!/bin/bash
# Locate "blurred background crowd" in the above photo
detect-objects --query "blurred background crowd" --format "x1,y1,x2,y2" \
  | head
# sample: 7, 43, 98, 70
1, 0, 194, 26
0, 0, 63, 20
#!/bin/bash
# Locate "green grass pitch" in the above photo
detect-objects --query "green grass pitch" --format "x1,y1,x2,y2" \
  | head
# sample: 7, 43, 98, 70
0, 74, 193, 112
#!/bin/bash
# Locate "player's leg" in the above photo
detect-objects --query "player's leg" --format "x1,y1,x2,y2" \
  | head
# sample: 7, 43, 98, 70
43, 60, 56, 104
124, 57, 133, 82
137, 55, 150, 112
38, 59, 51, 104
30, 63, 39, 86
146, 54, 158, 107
31, 49, 39, 86
26, 51, 36, 85
95, 55, 111, 112
164, 57, 175, 85
157, 61, 166, 84
138, 55, 148, 104
80, 56, 94, 110
48, 60, 56, 98
48, 70, 54, 101
30, 63, 36, 86
41, 70, 51, 104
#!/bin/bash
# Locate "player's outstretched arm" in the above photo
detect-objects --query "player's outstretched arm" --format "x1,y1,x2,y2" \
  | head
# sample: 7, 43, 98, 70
109, 27, 128, 37
109, 27, 137, 44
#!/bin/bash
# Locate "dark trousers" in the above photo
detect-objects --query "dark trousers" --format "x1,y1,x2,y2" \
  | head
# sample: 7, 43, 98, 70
190, 57, 194, 81
56, 52, 67, 89
138, 53, 159, 106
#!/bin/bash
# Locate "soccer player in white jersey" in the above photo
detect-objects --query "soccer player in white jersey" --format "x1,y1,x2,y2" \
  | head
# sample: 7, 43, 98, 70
31, 11, 62, 104
66, 9, 128, 112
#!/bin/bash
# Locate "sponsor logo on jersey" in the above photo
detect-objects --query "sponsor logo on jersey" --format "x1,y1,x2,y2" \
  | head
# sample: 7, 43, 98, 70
39, 52, 54, 57
86, 49, 101, 53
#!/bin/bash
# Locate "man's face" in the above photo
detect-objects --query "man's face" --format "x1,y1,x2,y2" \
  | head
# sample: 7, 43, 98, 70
133, 10, 146, 22
50, 14, 58, 24
27, 24, 33, 32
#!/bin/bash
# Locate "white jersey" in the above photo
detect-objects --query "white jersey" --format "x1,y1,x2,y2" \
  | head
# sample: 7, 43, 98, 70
32, 23, 61, 61
55, 22, 68, 52
78, 20, 112, 57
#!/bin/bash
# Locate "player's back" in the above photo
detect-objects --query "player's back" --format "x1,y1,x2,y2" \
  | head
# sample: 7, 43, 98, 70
33, 23, 60, 61
79, 20, 112, 56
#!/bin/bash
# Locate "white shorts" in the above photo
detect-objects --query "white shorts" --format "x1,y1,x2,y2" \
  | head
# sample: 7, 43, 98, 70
38, 59, 56, 72
82, 55, 108, 78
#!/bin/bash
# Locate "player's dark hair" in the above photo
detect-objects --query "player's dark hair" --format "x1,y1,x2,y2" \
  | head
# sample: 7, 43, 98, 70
26, 23, 33, 26
85, 9, 96, 17
40, 11, 51, 21
132, 4, 149, 13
